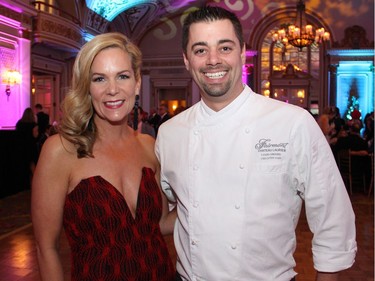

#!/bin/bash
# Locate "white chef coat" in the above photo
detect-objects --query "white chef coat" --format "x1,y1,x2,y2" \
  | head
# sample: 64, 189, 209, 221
155, 85, 357, 281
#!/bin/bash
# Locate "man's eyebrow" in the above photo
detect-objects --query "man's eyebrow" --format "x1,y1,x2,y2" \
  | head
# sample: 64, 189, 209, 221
191, 41, 208, 50
190, 39, 236, 50
218, 39, 236, 45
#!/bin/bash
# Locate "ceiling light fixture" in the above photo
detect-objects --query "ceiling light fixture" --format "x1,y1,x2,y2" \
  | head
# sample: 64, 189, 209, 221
272, 0, 330, 51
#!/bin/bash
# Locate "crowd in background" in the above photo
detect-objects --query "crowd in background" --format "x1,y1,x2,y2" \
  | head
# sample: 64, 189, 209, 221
15, 104, 57, 184
16, 101, 187, 182
316, 106, 374, 155
15, 101, 373, 192
316, 106, 374, 192
129, 103, 187, 138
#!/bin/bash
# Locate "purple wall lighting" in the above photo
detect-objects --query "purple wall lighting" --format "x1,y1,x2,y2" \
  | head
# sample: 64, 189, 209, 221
0, 12, 30, 130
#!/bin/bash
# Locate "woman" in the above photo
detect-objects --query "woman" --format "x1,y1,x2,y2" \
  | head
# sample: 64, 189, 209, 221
15, 107, 38, 184
31, 32, 175, 281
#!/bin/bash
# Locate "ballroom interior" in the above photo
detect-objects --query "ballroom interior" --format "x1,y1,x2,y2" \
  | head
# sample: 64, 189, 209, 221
0, 0, 374, 129
0, 0, 374, 280
0, 0, 373, 192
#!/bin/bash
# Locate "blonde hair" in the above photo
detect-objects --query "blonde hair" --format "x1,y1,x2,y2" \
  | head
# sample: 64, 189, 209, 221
60, 32, 142, 158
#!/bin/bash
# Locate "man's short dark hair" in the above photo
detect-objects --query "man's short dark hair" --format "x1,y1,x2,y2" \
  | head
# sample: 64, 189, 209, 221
35, 103, 43, 110
182, 6, 244, 54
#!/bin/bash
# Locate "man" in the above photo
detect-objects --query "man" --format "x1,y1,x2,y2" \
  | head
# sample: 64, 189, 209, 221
155, 6, 356, 281
155, 103, 171, 135
34, 103, 50, 139
148, 107, 161, 134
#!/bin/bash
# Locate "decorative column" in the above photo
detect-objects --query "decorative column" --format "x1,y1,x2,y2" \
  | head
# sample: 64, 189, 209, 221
242, 64, 254, 89
328, 64, 338, 105
244, 50, 257, 90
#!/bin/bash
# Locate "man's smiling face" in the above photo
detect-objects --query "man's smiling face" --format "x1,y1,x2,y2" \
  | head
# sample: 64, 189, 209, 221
183, 19, 246, 109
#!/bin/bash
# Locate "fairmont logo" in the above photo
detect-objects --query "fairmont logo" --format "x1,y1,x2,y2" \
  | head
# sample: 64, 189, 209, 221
255, 139, 289, 151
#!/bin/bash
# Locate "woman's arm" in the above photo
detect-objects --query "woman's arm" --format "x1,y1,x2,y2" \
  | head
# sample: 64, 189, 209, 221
31, 135, 71, 281
159, 192, 177, 235
156, 161, 177, 235
142, 133, 177, 235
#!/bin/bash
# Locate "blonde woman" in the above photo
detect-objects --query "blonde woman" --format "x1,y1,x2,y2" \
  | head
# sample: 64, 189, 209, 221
32, 32, 175, 281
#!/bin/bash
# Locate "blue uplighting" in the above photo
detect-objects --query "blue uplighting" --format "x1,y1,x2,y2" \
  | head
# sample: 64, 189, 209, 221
85, 0, 149, 21
336, 61, 374, 120
83, 32, 95, 42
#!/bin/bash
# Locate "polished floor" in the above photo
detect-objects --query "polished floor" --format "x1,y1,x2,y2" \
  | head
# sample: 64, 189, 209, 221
0, 190, 373, 281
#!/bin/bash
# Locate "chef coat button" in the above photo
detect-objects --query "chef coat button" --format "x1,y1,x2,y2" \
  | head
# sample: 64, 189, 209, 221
239, 164, 245, 169
231, 244, 237, 250
193, 165, 199, 171
192, 240, 197, 245
193, 201, 199, 208
245, 128, 250, 134
235, 204, 240, 209
194, 130, 199, 135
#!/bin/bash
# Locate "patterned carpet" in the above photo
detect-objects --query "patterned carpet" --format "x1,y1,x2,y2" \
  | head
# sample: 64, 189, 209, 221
0, 190, 32, 239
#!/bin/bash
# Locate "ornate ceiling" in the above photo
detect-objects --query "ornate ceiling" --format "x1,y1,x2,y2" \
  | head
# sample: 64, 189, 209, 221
86, 0, 200, 21
93, 0, 207, 41
53, 0, 374, 45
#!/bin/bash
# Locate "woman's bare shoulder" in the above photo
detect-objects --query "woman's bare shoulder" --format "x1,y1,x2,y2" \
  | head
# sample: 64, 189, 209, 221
136, 133, 158, 168
137, 133, 156, 154
33, 134, 77, 193
138, 133, 156, 145
40, 134, 76, 160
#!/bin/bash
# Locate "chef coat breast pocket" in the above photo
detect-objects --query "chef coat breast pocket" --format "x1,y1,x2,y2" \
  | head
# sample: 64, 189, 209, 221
255, 161, 287, 174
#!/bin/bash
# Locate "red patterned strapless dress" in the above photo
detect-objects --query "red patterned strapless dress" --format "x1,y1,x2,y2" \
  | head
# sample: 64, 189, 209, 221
63, 167, 175, 281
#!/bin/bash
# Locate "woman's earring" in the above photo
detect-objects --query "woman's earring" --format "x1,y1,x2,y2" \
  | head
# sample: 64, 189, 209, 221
133, 95, 140, 130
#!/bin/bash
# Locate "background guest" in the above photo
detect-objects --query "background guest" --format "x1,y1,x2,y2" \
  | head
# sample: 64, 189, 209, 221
148, 107, 161, 135
130, 106, 156, 138
15, 107, 38, 187
155, 103, 171, 135
363, 111, 374, 153
34, 103, 50, 141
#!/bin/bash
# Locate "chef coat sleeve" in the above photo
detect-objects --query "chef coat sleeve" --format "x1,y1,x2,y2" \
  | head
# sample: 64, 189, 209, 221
292, 110, 357, 272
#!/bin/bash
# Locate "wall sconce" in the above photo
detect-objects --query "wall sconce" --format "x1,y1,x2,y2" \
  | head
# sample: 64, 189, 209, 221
297, 90, 305, 98
2, 70, 21, 101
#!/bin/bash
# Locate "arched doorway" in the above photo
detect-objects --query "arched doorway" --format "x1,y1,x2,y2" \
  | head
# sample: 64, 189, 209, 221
248, 3, 332, 113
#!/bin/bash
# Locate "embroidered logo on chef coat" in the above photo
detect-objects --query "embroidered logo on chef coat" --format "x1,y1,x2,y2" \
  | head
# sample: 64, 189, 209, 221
255, 138, 289, 160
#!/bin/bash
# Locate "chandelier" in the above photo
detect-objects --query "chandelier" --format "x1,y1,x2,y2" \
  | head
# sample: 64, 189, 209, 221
272, 0, 330, 51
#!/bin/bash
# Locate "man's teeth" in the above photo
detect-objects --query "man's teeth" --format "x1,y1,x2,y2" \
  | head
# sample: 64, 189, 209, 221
105, 100, 123, 106
205, 71, 226, 79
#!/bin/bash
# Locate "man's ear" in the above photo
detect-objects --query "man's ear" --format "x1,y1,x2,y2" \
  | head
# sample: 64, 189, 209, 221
241, 43, 246, 65
183, 52, 190, 71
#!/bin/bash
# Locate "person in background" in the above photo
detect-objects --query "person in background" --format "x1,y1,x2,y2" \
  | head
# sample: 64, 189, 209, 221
333, 119, 371, 189
130, 106, 156, 138
330, 106, 346, 141
32, 32, 175, 281
16, 107, 38, 141
334, 119, 368, 156
173, 105, 187, 116
148, 107, 161, 135
35, 124, 58, 158
155, 6, 356, 281
363, 111, 374, 153
155, 103, 171, 135
34, 103, 50, 140
317, 106, 336, 145
16, 107, 38, 185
